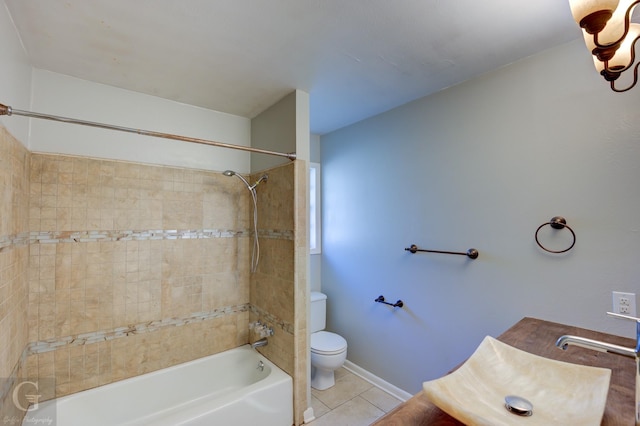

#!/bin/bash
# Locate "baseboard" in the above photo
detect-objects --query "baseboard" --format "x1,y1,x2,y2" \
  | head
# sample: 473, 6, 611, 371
303, 407, 315, 424
343, 360, 413, 402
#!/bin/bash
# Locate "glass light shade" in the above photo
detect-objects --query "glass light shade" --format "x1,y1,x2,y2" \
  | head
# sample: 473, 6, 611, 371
606, 24, 640, 69
597, 0, 637, 44
592, 53, 606, 73
586, 22, 640, 70
569, 0, 620, 23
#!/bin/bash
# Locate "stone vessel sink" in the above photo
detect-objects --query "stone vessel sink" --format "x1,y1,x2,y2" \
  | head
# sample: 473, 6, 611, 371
422, 336, 612, 426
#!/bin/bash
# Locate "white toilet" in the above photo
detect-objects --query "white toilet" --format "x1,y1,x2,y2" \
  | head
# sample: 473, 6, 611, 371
310, 291, 348, 390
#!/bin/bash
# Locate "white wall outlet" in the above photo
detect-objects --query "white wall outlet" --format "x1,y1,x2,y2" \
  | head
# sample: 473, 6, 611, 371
612, 291, 637, 316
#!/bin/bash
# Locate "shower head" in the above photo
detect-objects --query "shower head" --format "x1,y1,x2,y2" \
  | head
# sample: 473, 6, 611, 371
223, 169, 252, 191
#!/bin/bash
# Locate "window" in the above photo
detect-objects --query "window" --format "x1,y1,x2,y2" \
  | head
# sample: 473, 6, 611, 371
310, 162, 321, 254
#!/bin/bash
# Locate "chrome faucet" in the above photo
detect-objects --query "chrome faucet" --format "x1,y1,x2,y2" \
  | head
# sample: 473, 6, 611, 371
556, 312, 640, 426
251, 337, 269, 349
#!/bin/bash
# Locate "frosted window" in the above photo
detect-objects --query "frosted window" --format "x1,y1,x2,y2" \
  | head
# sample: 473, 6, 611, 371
310, 163, 321, 254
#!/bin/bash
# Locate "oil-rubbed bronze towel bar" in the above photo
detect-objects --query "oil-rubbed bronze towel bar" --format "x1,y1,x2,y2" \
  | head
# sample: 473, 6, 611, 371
405, 244, 479, 259
375, 295, 404, 308
535, 216, 576, 254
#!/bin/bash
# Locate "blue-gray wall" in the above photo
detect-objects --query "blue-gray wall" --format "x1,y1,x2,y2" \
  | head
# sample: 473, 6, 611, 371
320, 39, 640, 393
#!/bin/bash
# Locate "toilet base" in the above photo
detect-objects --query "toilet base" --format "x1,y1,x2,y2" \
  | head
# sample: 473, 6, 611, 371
310, 366, 336, 390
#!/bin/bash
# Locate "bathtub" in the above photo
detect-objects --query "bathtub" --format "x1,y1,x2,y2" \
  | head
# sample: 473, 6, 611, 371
24, 345, 293, 426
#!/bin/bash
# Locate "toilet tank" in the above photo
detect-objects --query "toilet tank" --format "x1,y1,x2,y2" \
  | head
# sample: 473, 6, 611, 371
310, 292, 327, 333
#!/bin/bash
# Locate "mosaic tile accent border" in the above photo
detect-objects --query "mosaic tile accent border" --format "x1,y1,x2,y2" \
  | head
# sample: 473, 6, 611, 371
26, 302, 294, 355
0, 232, 30, 252
258, 229, 295, 240
1, 229, 294, 251
250, 304, 295, 335
27, 303, 251, 355
28, 229, 294, 244
30, 229, 248, 244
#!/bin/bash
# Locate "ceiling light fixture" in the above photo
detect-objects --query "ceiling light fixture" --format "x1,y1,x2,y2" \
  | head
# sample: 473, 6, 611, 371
569, 0, 640, 92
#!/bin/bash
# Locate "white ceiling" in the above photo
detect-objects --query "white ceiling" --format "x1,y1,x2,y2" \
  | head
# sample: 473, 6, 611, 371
5, 0, 580, 135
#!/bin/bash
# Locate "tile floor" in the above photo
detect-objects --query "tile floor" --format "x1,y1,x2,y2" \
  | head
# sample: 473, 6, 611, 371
309, 367, 403, 425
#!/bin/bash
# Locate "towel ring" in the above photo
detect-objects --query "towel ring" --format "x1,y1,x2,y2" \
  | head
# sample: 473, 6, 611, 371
535, 216, 576, 254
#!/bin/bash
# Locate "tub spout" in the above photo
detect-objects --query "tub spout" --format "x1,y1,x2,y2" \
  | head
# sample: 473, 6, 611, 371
251, 337, 268, 349
555, 312, 640, 426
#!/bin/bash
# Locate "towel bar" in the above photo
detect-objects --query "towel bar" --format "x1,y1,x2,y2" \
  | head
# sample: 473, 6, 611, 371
405, 244, 479, 259
375, 295, 403, 308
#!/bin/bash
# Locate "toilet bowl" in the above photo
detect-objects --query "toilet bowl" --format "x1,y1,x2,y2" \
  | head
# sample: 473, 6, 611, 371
310, 292, 348, 390
310, 331, 347, 390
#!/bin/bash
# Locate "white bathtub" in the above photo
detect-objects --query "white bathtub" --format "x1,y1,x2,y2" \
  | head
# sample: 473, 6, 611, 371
24, 345, 293, 426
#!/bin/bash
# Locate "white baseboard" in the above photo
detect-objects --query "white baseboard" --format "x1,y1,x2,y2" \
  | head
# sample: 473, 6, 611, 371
343, 360, 413, 402
303, 407, 315, 423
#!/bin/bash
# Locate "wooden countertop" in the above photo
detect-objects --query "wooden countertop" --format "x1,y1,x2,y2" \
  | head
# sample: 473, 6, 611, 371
372, 317, 636, 426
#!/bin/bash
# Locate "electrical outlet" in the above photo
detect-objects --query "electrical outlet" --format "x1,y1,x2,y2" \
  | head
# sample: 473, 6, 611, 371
612, 291, 637, 316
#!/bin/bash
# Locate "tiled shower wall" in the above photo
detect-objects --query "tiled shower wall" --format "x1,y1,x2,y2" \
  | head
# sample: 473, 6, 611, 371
0, 126, 30, 421
249, 161, 308, 425
0, 125, 306, 424
250, 164, 296, 373
26, 153, 255, 398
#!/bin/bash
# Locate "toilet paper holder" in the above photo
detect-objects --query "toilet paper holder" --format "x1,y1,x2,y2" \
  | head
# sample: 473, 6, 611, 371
375, 295, 404, 308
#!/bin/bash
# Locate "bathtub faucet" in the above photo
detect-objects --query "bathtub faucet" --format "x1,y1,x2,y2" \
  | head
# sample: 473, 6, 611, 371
555, 312, 640, 426
250, 321, 274, 338
251, 337, 269, 349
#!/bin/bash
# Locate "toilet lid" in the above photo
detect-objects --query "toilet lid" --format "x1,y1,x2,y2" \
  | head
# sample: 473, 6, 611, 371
311, 331, 347, 355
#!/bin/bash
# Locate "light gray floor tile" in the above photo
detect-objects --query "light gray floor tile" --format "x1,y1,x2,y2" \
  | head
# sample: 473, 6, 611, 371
333, 366, 351, 381
360, 387, 402, 413
311, 396, 385, 426
310, 394, 331, 419
311, 370, 374, 409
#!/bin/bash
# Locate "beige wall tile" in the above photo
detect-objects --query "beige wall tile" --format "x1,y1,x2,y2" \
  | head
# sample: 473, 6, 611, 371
251, 162, 309, 425
0, 126, 30, 422
1, 143, 306, 423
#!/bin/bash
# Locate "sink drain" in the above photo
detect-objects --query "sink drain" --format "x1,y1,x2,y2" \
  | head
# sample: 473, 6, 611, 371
505, 395, 533, 416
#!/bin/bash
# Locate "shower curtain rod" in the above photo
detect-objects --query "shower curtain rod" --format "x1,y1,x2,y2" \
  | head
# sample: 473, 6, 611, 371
0, 102, 297, 161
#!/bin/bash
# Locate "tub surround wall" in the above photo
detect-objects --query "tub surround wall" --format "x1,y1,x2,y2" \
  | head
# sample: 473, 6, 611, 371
0, 126, 30, 421
249, 164, 296, 375
248, 161, 308, 426
26, 153, 252, 398
0, 136, 304, 420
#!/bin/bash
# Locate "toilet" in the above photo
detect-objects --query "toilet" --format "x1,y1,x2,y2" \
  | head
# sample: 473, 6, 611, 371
310, 291, 348, 390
